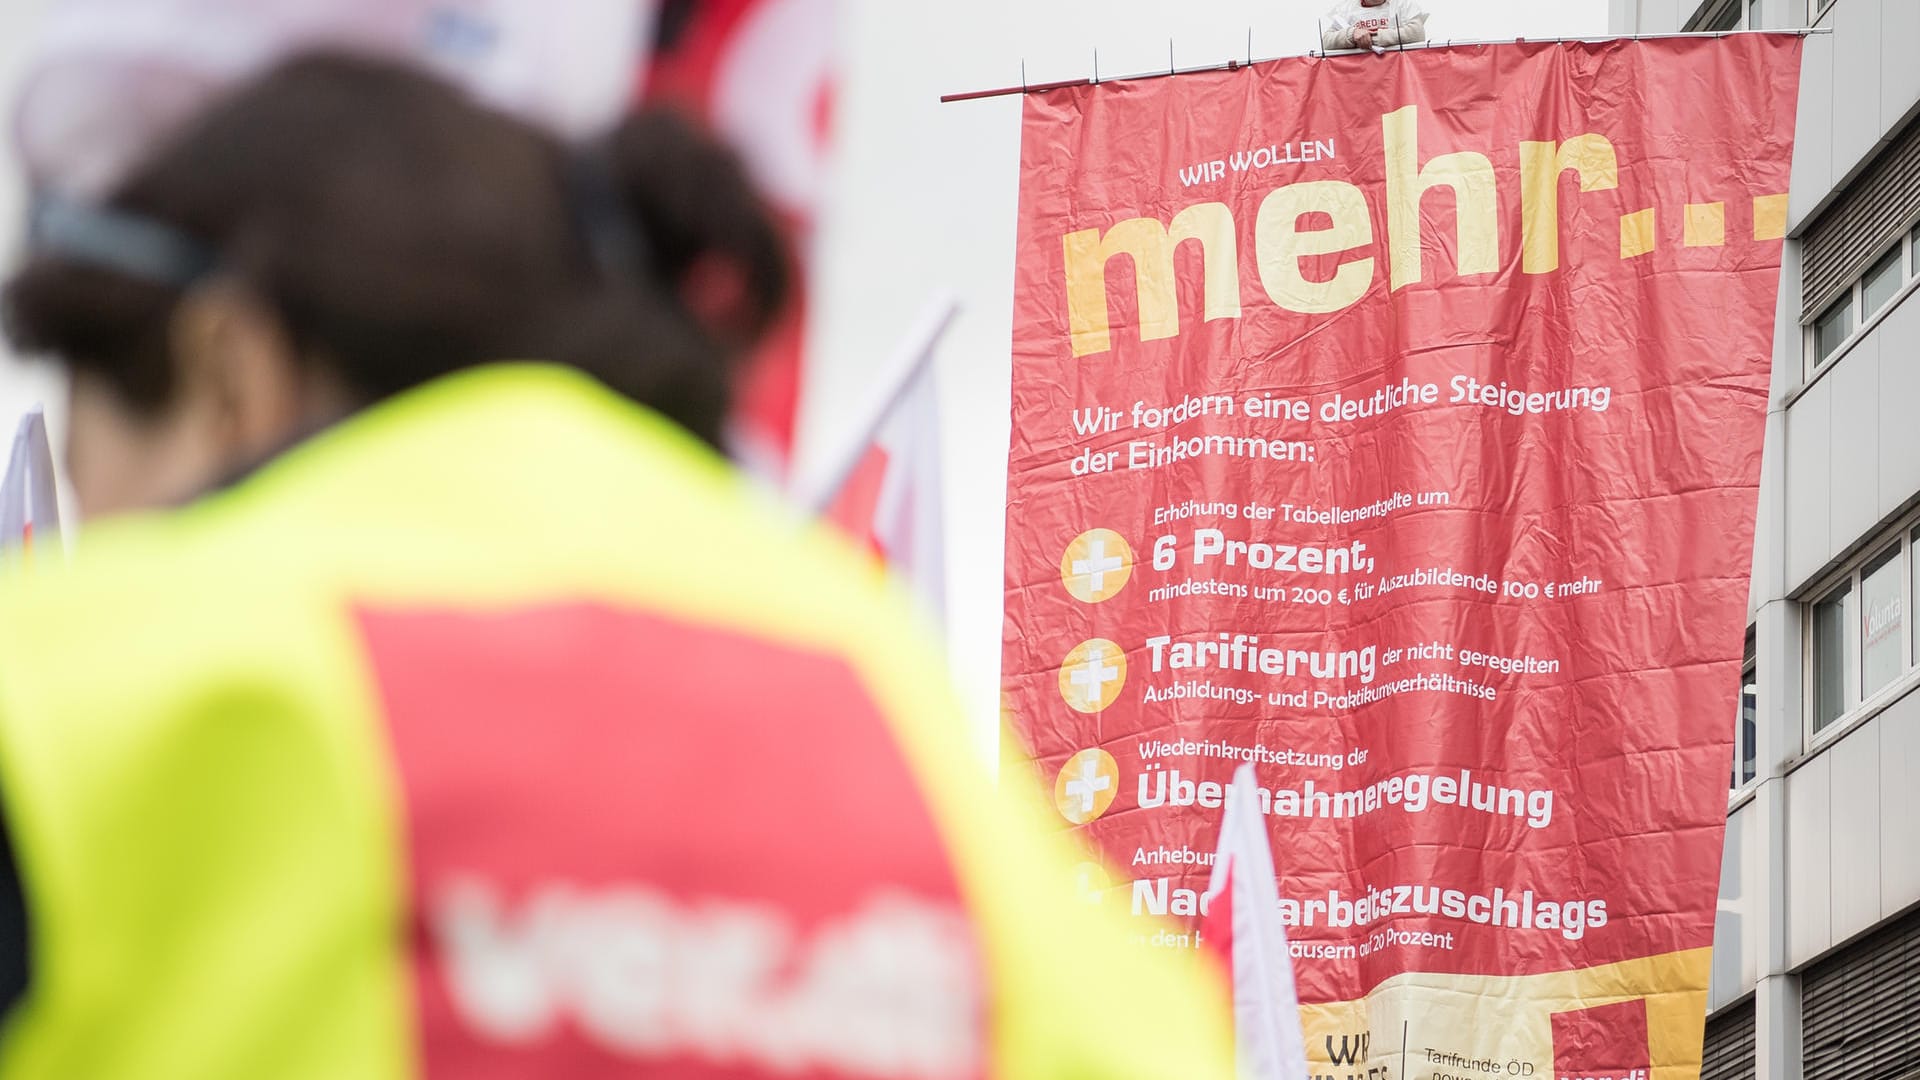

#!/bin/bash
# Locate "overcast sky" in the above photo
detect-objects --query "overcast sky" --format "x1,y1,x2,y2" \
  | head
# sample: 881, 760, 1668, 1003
0, 0, 1611, 761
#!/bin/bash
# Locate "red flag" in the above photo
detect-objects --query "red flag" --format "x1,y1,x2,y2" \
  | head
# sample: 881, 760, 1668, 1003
1202, 764, 1308, 1080
644, 0, 836, 476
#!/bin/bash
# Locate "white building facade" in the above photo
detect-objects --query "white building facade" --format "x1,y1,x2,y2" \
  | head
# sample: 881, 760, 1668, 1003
1606, 0, 1920, 1076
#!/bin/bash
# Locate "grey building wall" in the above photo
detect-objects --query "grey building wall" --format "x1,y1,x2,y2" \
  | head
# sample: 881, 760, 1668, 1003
1612, 0, 1920, 1073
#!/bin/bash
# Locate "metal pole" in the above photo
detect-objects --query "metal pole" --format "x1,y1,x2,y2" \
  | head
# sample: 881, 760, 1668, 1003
939, 28, 1831, 102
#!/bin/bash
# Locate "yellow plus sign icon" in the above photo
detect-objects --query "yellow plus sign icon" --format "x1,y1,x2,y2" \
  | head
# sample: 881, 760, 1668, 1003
1054, 749, 1121, 825
1058, 639, 1126, 713
1060, 529, 1133, 603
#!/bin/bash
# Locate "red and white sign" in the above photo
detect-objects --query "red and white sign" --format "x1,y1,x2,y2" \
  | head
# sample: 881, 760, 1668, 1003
1002, 37, 1800, 1068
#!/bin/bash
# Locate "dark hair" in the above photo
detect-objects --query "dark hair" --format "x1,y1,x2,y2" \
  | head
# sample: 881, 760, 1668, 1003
4, 51, 791, 447
611, 107, 792, 346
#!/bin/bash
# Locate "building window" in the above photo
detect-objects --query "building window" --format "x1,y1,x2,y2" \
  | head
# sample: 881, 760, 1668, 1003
1860, 544, 1904, 697
1733, 630, 1757, 791
1812, 295, 1853, 366
1805, 227, 1919, 374
1811, 581, 1852, 733
1690, 0, 1746, 30
1800, 110, 1920, 358
1809, 0, 1837, 24
1861, 246, 1903, 316
1747, 0, 1761, 28
1806, 515, 1920, 741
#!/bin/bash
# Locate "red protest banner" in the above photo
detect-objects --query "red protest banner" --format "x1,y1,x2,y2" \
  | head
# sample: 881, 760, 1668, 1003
1002, 36, 1800, 1071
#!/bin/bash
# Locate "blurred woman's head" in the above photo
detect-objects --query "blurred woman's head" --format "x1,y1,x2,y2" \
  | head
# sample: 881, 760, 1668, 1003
5, 51, 789, 518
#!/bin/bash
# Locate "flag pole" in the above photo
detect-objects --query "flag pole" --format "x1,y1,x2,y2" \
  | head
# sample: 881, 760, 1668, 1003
939, 28, 1831, 102
795, 293, 961, 515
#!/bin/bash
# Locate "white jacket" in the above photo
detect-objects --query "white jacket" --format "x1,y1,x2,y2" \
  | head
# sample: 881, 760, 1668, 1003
1321, 0, 1429, 50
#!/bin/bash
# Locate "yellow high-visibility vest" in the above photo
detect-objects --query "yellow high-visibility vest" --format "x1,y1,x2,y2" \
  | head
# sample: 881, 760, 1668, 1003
0, 364, 1232, 1080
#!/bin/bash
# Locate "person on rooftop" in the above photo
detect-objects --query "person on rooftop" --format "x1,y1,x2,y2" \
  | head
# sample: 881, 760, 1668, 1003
1321, 0, 1430, 51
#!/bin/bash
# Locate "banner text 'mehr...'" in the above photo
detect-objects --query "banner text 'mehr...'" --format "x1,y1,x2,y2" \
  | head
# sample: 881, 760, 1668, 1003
1062, 104, 1621, 356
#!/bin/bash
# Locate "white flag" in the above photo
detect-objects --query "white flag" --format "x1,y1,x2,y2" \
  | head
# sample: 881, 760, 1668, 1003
1201, 763, 1309, 1080
824, 359, 945, 623
810, 298, 956, 626
0, 407, 62, 554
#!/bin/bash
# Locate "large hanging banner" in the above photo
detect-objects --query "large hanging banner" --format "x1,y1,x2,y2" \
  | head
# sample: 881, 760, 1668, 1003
1003, 37, 1800, 1076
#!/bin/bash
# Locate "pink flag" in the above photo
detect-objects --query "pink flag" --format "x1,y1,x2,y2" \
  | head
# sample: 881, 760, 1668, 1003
1201, 763, 1309, 1080
0, 408, 62, 554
